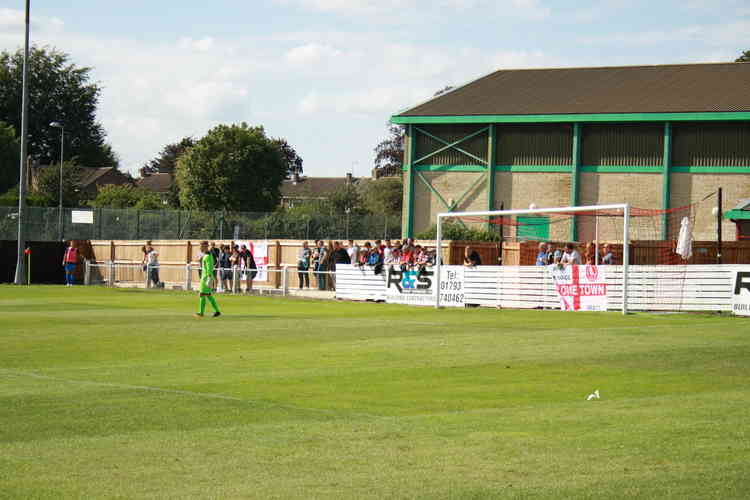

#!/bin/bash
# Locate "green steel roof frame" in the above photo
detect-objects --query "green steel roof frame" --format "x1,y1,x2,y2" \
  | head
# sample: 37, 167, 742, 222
392, 112, 750, 124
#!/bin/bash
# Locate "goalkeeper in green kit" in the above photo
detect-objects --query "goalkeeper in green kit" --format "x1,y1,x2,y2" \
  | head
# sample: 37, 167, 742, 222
196, 240, 221, 318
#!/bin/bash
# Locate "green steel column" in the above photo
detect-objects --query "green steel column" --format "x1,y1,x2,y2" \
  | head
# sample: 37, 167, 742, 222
486, 124, 496, 230
404, 124, 415, 238
661, 122, 672, 239
570, 123, 582, 241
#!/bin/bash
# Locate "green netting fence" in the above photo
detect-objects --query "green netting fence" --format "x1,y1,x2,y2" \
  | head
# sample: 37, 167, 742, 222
0, 206, 402, 242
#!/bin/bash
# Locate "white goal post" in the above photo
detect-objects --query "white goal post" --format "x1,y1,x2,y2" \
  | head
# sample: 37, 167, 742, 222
435, 204, 631, 314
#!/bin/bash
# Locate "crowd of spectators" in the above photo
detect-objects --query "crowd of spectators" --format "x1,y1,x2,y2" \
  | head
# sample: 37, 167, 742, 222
535, 241, 616, 267
140, 238, 491, 293
296, 239, 444, 291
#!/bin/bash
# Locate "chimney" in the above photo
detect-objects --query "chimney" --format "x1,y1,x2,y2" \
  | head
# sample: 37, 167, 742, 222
293, 172, 300, 184
346, 172, 353, 185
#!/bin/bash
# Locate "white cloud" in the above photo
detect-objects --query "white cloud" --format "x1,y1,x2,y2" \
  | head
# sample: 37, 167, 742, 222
285, 43, 341, 65
0, 7, 64, 42
275, 0, 550, 19
178, 36, 215, 52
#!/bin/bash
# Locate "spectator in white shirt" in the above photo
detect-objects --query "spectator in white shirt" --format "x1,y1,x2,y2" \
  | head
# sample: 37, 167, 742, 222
561, 243, 582, 267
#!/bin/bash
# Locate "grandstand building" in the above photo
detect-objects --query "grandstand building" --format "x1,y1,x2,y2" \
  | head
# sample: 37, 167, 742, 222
391, 62, 750, 242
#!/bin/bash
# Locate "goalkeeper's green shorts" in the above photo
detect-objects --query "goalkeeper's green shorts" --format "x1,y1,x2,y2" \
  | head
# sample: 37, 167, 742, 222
199, 278, 213, 294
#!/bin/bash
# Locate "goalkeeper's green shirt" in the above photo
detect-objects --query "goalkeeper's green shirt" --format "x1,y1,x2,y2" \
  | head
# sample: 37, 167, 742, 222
201, 253, 215, 281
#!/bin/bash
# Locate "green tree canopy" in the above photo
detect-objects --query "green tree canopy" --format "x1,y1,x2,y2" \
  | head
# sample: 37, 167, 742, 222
373, 124, 404, 178
273, 138, 303, 178
140, 137, 195, 176
0, 46, 118, 168
0, 121, 20, 194
141, 136, 195, 208
736, 50, 750, 62
32, 161, 86, 207
361, 177, 403, 216
89, 184, 164, 210
175, 123, 287, 211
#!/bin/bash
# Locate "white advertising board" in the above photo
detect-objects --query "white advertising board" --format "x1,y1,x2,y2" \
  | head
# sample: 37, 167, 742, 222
385, 265, 464, 307
731, 270, 750, 316
550, 264, 608, 312
71, 210, 94, 224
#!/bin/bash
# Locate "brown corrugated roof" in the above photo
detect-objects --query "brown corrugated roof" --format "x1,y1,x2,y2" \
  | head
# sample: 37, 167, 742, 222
137, 173, 173, 193
396, 63, 750, 117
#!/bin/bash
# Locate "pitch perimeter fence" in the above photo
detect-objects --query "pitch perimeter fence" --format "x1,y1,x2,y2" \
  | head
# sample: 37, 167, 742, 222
0, 206, 401, 242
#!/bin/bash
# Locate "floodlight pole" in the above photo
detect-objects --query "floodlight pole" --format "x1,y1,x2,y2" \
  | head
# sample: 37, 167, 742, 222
13, 0, 31, 286
50, 122, 64, 241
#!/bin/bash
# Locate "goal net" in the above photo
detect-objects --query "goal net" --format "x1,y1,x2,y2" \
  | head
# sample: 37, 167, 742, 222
434, 196, 721, 313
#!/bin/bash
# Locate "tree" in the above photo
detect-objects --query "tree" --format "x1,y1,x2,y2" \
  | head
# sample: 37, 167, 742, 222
0, 46, 118, 168
89, 184, 164, 210
361, 177, 403, 215
327, 184, 363, 215
32, 161, 86, 207
736, 50, 750, 62
175, 123, 287, 211
140, 137, 195, 208
373, 124, 404, 178
140, 137, 195, 176
0, 121, 20, 194
273, 138, 303, 178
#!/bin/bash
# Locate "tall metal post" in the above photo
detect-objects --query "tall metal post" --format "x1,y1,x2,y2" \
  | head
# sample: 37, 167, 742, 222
570, 123, 582, 241
55, 124, 64, 241
14, 0, 31, 285
622, 204, 630, 315
434, 215, 443, 308
717, 187, 723, 264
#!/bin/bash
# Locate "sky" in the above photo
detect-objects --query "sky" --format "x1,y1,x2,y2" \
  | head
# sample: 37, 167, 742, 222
0, 0, 748, 178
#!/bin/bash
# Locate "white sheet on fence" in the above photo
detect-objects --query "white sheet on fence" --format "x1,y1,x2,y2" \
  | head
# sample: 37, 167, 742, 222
336, 264, 749, 312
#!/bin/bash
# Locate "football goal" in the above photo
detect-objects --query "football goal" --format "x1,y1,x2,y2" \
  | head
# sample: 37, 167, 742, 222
435, 204, 633, 314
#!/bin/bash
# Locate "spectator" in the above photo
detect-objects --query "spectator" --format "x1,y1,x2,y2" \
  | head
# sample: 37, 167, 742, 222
230, 245, 241, 292
146, 244, 161, 288
400, 243, 414, 270
389, 242, 402, 265
358, 242, 372, 266
415, 245, 430, 274
463, 246, 481, 267
140, 245, 148, 274
218, 244, 232, 292
601, 244, 615, 265
242, 244, 258, 293
583, 242, 597, 265
333, 241, 351, 265
315, 240, 329, 290
383, 239, 393, 264
325, 240, 337, 290
535, 242, 549, 266
298, 241, 311, 289
62, 240, 79, 286
346, 240, 359, 263
209, 242, 220, 282
552, 247, 563, 268
561, 243, 582, 267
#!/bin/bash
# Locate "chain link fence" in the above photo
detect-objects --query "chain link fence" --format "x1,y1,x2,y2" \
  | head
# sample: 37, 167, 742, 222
0, 206, 402, 242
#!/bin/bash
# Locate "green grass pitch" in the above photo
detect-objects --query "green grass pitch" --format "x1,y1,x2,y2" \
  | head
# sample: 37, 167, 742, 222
1, 285, 749, 499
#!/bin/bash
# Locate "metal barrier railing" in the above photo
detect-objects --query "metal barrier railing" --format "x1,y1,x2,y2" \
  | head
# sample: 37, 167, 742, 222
84, 261, 338, 296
